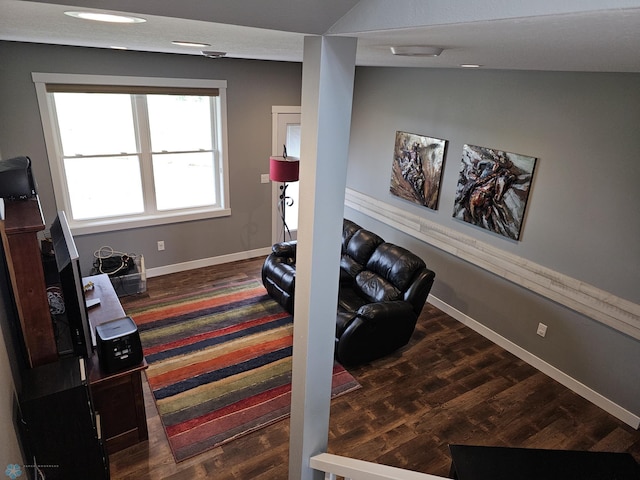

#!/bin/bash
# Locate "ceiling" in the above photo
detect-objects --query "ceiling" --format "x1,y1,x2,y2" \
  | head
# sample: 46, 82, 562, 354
2, 0, 640, 72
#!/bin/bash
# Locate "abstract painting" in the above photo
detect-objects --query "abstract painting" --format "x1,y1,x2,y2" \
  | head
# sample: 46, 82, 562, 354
390, 131, 447, 210
453, 144, 537, 240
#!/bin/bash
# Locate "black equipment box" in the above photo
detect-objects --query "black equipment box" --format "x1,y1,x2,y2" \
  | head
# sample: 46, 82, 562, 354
96, 316, 143, 373
0, 156, 37, 199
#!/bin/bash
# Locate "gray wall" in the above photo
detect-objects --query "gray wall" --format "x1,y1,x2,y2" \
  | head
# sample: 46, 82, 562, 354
1, 40, 638, 432
345, 67, 640, 416
0, 41, 302, 274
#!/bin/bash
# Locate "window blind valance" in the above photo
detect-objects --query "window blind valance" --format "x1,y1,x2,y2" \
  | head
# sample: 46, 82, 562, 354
45, 84, 219, 96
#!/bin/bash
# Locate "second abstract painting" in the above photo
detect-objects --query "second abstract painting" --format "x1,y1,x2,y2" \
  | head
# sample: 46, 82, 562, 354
453, 144, 537, 240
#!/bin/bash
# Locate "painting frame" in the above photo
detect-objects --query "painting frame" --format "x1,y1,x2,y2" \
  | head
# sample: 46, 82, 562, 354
389, 131, 448, 210
452, 144, 537, 241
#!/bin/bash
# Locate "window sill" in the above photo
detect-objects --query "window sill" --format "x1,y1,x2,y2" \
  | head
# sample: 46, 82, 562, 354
70, 208, 232, 236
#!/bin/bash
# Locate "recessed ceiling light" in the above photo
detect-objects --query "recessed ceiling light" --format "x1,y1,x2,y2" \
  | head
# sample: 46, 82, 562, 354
64, 11, 146, 24
460, 64, 482, 68
390, 46, 444, 57
172, 41, 211, 48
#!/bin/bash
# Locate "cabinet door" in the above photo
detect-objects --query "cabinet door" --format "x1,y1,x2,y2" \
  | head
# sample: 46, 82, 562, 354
91, 370, 148, 453
20, 357, 109, 479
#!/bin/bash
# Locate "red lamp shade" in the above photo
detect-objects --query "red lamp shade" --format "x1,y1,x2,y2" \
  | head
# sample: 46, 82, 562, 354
269, 156, 299, 182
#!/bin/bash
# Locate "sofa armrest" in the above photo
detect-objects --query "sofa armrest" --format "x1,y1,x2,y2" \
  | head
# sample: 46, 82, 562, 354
356, 301, 415, 323
336, 301, 418, 366
271, 240, 297, 257
262, 241, 297, 314
262, 253, 296, 314
403, 268, 435, 315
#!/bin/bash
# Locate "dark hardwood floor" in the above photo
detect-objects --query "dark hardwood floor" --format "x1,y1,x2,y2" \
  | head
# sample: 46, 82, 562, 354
110, 257, 640, 479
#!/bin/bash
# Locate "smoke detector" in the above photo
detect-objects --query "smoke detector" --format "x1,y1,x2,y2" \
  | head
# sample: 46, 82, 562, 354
202, 50, 227, 58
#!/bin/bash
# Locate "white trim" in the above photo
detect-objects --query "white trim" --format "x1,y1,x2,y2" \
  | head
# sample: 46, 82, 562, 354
218, 89, 231, 211
34, 79, 71, 213
272, 105, 301, 115
70, 208, 232, 235
145, 246, 271, 278
428, 294, 640, 429
345, 188, 640, 341
31, 72, 227, 89
310, 453, 447, 480
32, 72, 230, 233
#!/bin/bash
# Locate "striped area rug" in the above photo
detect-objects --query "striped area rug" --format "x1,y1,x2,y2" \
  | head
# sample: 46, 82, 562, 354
126, 278, 361, 462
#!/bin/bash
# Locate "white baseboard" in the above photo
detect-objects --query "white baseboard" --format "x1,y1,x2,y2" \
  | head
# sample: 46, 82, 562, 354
145, 247, 271, 278
144, 247, 639, 429
428, 295, 640, 430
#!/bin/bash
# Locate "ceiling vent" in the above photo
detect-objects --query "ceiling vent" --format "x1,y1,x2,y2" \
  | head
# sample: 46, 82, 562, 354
390, 46, 443, 57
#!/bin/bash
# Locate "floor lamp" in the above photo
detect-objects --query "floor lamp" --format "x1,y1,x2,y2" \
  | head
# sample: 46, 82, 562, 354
269, 150, 299, 242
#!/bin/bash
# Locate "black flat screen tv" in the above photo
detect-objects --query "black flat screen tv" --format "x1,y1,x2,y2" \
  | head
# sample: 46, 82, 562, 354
50, 211, 93, 357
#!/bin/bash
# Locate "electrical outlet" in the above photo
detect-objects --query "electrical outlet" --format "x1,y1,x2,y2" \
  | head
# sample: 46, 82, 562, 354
157, 240, 165, 251
536, 322, 548, 338
261, 173, 270, 184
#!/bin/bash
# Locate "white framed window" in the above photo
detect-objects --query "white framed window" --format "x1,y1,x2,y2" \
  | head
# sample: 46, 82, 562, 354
33, 73, 231, 235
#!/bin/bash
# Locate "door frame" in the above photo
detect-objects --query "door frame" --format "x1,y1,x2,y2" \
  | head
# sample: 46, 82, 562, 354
271, 106, 301, 244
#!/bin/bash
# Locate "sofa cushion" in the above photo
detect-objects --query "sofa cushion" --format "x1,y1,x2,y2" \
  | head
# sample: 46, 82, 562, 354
344, 229, 384, 267
355, 270, 401, 303
366, 243, 426, 292
340, 255, 365, 280
338, 284, 369, 312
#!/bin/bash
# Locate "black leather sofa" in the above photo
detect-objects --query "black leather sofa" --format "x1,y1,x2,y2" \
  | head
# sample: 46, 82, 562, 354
261, 219, 436, 366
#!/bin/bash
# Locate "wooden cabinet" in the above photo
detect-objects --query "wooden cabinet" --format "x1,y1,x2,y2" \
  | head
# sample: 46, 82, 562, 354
85, 273, 149, 453
0, 197, 57, 366
18, 356, 110, 479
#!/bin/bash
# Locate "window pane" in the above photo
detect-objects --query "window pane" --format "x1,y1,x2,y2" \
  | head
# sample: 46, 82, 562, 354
153, 152, 216, 210
285, 124, 301, 231
286, 125, 301, 158
147, 95, 213, 152
54, 93, 137, 156
65, 156, 144, 220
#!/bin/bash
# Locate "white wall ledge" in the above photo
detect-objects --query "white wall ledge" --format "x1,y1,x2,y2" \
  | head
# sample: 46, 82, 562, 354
345, 188, 640, 341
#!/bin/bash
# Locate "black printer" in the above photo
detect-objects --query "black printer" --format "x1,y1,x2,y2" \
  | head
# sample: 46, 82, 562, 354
95, 316, 143, 374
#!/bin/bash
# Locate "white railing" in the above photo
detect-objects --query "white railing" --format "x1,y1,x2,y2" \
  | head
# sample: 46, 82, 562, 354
310, 453, 449, 480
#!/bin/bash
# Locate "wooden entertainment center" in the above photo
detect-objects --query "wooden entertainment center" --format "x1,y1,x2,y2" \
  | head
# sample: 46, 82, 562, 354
1, 198, 148, 473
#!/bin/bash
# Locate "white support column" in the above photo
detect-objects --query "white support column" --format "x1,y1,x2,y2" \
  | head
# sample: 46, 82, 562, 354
288, 35, 357, 480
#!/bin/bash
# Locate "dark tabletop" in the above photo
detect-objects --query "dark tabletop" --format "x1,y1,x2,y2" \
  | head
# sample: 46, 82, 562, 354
449, 444, 640, 480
